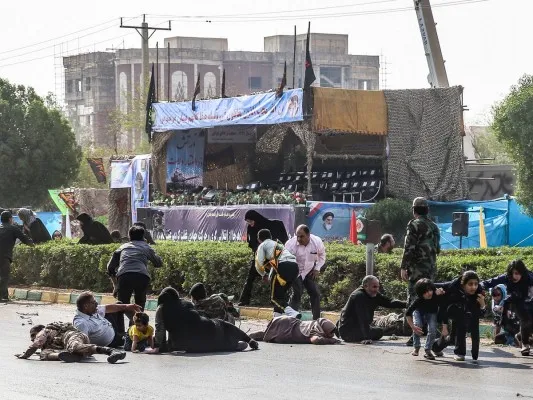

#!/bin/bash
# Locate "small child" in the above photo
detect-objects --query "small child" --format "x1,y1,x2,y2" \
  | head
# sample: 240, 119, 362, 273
125, 312, 154, 352
406, 278, 440, 360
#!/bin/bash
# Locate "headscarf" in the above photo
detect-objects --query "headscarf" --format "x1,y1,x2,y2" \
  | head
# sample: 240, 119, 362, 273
299, 318, 337, 338
244, 210, 269, 226
17, 208, 36, 226
491, 284, 507, 313
189, 283, 207, 301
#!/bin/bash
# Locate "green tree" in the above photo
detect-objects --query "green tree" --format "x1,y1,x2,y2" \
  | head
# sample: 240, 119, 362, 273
362, 198, 412, 245
0, 78, 82, 207
470, 127, 512, 164
492, 74, 533, 215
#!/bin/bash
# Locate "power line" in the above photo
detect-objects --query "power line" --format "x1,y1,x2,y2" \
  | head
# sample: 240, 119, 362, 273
0, 19, 170, 69
0, 16, 140, 62
147, 0, 403, 20
150, 0, 489, 22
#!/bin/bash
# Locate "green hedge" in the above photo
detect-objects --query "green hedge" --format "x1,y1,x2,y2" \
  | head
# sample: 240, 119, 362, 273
11, 241, 533, 310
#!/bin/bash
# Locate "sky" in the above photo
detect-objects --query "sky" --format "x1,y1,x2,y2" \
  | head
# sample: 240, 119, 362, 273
0, 0, 528, 124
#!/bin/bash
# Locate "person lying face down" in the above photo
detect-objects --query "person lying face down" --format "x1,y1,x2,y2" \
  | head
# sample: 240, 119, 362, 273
249, 316, 340, 345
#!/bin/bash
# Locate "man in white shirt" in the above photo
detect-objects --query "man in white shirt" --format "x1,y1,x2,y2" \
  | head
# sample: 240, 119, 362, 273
286, 225, 326, 320
73, 291, 141, 347
255, 229, 300, 319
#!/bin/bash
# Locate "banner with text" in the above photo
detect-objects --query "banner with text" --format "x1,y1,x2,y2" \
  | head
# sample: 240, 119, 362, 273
207, 126, 256, 144
166, 130, 205, 187
150, 205, 294, 242
152, 88, 303, 131
306, 201, 373, 242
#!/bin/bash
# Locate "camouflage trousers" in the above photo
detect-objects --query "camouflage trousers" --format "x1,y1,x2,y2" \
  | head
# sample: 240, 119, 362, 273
40, 331, 96, 361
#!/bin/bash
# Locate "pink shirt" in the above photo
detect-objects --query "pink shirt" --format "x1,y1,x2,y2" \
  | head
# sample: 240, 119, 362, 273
285, 234, 326, 279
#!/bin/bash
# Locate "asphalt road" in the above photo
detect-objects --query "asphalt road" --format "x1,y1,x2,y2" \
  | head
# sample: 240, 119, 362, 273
1, 301, 533, 400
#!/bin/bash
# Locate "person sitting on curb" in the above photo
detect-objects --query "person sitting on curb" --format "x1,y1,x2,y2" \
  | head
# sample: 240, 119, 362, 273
336, 275, 407, 344
15, 321, 126, 363
189, 282, 239, 324
73, 291, 141, 348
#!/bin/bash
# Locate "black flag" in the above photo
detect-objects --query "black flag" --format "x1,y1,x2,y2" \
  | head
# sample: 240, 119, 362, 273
145, 63, 156, 142
276, 61, 287, 98
192, 72, 201, 111
304, 22, 316, 89
86, 158, 106, 184
221, 69, 227, 98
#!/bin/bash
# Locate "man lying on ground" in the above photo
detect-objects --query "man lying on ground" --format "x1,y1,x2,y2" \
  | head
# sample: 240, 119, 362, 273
250, 316, 340, 345
189, 282, 239, 324
15, 322, 126, 363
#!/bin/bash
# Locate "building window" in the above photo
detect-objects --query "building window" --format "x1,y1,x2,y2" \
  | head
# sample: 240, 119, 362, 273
320, 67, 342, 88
204, 72, 216, 97
86, 115, 91, 126
358, 80, 371, 90
85, 77, 91, 91
119, 72, 128, 113
75, 79, 82, 93
66, 80, 73, 94
249, 77, 262, 90
172, 71, 188, 101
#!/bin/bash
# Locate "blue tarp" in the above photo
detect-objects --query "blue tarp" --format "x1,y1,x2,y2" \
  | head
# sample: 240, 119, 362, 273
428, 197, 533, 249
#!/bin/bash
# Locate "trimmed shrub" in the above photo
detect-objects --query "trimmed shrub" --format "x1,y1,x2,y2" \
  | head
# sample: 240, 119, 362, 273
11, 241, 533, 310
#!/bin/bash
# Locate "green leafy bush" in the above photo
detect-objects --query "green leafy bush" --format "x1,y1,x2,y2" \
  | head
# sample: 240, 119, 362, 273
11, 241, 533, 310
362, 198, 412, 244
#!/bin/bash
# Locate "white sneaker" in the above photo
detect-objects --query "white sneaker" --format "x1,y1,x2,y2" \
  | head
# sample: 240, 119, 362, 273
273, 312, 283, 318
454, 355, 465, 361
284, 306, 302, 319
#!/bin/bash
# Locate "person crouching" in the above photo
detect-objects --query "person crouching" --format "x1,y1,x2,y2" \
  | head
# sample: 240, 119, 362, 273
255, 229, 300, 319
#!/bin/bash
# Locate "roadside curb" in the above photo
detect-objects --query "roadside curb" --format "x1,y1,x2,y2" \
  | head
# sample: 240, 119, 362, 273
7, 287, 340, 322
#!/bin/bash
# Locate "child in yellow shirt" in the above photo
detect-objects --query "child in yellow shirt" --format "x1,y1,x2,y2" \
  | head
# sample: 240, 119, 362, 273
124, 312, 154, 352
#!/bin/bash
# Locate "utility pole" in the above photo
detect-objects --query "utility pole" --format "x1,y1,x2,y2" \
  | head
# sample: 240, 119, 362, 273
120, 15, 171, 93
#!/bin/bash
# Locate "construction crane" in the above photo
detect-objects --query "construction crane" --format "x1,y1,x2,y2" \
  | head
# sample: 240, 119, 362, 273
414, 0, 449, 88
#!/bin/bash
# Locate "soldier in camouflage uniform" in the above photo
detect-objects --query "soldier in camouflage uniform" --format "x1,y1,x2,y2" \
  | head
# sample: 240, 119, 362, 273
15, 321, 126, 363
190, 282, 240, 325
400, 197, 440, 345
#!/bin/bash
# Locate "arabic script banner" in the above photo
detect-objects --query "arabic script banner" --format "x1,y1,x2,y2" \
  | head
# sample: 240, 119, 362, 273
166, 130, 205, 187
152, 88, 303, 131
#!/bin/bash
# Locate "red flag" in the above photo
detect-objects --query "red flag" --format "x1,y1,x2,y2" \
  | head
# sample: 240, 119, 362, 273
349, 210, 358, 244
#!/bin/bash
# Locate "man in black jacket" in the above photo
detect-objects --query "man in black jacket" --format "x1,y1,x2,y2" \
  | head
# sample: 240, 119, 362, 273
238, 210, 289, 306
337, 275, 406, 343
0, 211, 34, 300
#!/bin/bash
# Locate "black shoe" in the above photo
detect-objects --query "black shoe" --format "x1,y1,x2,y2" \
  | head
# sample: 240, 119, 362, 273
107, 350, 126, 364
249, 339, 259, 350
406, 337, 414, 347
58, 352, 83, 363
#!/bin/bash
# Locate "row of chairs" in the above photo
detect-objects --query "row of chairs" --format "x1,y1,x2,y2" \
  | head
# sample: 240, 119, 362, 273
278, 168, 383, 184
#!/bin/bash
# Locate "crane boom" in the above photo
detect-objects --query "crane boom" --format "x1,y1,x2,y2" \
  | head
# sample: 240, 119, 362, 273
414, 0, 449, 88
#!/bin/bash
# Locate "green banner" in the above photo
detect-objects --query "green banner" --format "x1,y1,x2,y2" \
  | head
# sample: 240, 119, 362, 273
48, 189, 68, 215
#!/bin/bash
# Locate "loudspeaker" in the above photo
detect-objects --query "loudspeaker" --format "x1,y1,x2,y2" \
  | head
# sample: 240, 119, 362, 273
452, 212, 469, 237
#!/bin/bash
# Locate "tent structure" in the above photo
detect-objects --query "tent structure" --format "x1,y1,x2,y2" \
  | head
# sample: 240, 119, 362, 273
428, 196, 533, 249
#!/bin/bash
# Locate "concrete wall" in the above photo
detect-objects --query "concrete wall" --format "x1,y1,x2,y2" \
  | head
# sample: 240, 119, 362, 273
466, 164, 515, 201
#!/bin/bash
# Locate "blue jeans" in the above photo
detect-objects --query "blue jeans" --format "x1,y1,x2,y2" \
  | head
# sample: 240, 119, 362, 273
413, 311, 437, 350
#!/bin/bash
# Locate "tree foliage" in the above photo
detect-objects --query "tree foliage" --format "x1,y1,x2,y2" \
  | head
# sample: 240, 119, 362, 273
470, 127, 512, 164
0, 79, 82, 208
362, 198, 412, 245
492, 74, 533, 215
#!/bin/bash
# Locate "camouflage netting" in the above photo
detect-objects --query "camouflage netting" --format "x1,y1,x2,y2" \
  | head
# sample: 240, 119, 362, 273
151, 131, 175, 193
76, 188, 109, 217
383, 87, 468, 201
108, 188, 130, 235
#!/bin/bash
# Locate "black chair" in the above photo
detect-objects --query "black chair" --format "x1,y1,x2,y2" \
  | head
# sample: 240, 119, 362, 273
236, 184, 245, 192
249, 181, 262, 192
311, 172, 319, 180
